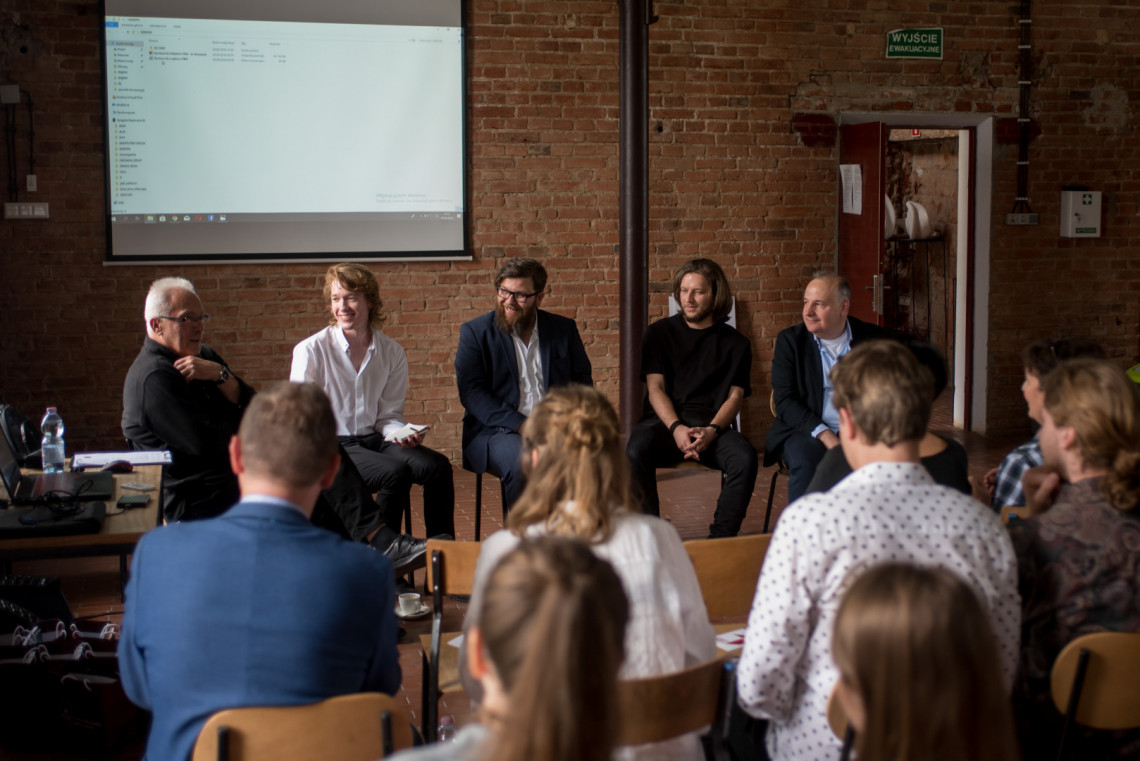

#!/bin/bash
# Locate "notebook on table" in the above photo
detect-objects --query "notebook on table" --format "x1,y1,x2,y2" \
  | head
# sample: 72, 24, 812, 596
0, 432, 114, 506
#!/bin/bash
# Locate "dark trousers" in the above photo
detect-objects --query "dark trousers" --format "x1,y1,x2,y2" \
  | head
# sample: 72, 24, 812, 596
782, 432, 828, 504
469, 431, 526, 513
310, 443, 389, 542
341, 434, 455, 538
626, 419, 758, 537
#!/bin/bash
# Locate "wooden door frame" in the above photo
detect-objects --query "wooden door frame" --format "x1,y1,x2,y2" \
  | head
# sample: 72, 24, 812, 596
839, 112, 993, 433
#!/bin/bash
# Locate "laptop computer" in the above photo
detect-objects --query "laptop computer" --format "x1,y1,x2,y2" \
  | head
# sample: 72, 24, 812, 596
0, 432, 114, 505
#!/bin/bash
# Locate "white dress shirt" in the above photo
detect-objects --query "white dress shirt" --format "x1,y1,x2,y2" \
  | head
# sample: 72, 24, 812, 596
737, 462, 1020, 760
511, 325, 544, 416
464, 508, 716, 761
290, 326, 408, 438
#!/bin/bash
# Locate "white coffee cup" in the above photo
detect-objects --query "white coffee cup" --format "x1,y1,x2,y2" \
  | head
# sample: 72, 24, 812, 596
398, 592, 422, 615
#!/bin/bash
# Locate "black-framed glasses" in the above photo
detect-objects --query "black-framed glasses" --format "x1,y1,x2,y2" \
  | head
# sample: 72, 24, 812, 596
497, 287, 541, 304
157, 314, 211, 325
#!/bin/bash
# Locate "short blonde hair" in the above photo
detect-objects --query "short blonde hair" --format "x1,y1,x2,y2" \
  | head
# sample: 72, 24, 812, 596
238, 382, 337, 488
508, 384, 636, 541
830, 340, 932, 446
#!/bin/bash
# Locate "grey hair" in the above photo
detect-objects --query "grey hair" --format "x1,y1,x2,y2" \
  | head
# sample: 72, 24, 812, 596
144, 277, 197, 324
811, 270, 852, 303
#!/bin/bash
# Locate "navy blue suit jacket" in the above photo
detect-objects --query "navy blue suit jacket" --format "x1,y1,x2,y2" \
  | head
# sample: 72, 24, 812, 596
455, 310, 592, 472
763, 316, 885, 466
118, 501, 400, 761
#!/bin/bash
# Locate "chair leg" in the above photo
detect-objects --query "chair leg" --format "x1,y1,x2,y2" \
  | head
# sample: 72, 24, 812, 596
420, 649, 432, 742
499, 478, 508, 525
380, 710, 393, 756
763, 469, 779, 533
217, 726, 231, 761
474, 472, 482, 541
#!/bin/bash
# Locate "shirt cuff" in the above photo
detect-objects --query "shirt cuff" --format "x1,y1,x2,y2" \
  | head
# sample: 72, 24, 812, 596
811, 424, 830, 439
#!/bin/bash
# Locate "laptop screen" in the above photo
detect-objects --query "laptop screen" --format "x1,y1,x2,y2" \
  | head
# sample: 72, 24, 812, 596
0, 431, 23, 499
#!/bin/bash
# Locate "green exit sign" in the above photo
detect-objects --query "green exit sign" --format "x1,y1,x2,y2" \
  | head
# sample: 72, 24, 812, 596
886, 28, 944, 59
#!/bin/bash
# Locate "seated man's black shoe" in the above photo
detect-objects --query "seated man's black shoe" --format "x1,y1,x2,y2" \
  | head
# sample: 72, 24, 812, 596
368, 526, 427, 574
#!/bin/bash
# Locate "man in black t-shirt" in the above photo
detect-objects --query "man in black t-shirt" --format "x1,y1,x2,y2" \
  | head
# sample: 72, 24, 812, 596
626, 259, 758, 537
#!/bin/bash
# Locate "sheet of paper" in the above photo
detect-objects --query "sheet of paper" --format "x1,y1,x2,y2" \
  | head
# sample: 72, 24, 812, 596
447, 633, 464, 649
383, 423, 430, 443
715, 627, 747, 653
840, 164, 862, 214
73, 450, 172, 469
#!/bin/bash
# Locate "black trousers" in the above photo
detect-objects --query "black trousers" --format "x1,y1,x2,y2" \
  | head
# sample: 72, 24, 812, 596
626, 419, 758, 537
340, 434, 455, 538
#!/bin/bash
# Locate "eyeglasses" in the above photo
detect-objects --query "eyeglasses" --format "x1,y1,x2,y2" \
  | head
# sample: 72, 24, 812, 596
157, 314, 211, 325
497, 287, 541, 304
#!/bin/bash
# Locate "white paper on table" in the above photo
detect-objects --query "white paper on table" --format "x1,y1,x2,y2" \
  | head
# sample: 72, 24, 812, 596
73, 450, 172, 469
447, 634, 464, 649
840, 164, 863, 214
383, 423, 430, 443
715, 628, 747, 652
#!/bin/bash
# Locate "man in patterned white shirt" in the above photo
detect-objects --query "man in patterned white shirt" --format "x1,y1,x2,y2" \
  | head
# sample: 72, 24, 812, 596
737, 340, 1020, 760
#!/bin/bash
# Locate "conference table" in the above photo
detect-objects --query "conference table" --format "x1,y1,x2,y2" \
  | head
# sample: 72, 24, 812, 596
0, 464, 163, 582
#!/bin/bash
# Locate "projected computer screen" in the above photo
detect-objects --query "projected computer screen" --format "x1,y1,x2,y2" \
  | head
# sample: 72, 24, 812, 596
102, 0, 466, 262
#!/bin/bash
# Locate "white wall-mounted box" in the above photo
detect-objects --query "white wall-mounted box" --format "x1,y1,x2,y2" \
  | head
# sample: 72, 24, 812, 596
1060, 190, 1101, 238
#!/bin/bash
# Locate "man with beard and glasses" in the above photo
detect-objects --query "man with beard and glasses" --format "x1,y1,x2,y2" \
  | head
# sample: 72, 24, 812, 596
625, 258, 758, 537
455, 257, 593, 511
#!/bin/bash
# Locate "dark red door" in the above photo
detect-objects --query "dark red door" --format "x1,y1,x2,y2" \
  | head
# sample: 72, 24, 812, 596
837, 122, 886, 325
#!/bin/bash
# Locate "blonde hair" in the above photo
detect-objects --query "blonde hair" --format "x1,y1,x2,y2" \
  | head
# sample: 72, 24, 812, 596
508, 384, 637, 541
1043, 358, 1140, 511
830, 340, 933, 446
478, 536, 628, 761
323, 262, 384, 330
832, 563, 1018, 761
238, 382, 338, 488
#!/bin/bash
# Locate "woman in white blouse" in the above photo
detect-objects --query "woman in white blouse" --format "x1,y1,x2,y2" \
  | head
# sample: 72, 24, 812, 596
460, 383, 715, 761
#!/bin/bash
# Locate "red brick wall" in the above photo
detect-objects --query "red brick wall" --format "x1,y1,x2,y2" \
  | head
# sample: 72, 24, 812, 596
2, 0, 1138, 460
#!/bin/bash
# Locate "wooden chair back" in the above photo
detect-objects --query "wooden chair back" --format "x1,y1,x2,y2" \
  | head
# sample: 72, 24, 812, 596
616, 658, 734, 760
425, 539, 481, 598
684, 533, 772, 620
1051, 632, 1140, 737
190, 692, 412, 761
1000, 505, 1030, 524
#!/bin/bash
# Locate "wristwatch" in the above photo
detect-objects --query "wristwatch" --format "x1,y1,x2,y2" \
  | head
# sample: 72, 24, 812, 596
708, 423, 723, 435
216, 366, 231, 384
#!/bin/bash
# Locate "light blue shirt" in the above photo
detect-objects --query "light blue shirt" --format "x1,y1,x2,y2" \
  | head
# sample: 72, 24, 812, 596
810, 321, 853, 439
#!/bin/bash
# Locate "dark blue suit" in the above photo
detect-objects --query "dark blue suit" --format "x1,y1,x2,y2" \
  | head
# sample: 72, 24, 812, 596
764, 317, 885, 501
455, 310, 592, 508
119, 500, 401, 761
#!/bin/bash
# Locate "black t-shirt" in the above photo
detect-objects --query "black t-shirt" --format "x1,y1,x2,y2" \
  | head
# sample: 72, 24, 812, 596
639, 314, 752, 425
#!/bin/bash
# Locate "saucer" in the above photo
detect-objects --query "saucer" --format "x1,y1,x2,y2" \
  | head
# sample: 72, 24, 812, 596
395, 602, 431, 620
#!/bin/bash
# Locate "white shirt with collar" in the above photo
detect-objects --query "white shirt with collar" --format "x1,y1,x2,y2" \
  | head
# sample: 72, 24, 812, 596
512, 324, 544, 416
290, 326, 408, 439
736, 461, 1020, 760
810, 320, 852, 438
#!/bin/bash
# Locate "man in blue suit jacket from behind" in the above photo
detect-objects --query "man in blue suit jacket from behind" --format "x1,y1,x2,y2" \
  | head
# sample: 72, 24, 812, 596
119, 382, 401, 761
456, 257, 593, 510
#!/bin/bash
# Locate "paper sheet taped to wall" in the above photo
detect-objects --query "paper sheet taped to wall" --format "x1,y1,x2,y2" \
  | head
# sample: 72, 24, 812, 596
840, 164, 863, 214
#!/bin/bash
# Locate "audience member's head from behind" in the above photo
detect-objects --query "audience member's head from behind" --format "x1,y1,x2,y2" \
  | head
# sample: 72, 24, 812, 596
144, 276, 207, 358
1040, 358, 1140, 510
1021, 337, 1106, 424
323, 262, 384, 333
469, 536, 629, 761
229, 382, 341, 512
802, 271, 852, 340
831, 563, 1017, 761
510, 384, 636, 541
494, 257, 547, 336
830, 340, 933, 466
671, 258, 734, 327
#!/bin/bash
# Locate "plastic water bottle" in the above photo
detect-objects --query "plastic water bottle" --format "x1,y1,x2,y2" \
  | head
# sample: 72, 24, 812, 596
437, 715, 457, 743
40, 407, 66, 474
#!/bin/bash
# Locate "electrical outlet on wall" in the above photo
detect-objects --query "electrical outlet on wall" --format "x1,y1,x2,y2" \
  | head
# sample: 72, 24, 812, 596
27, 174, 37, 192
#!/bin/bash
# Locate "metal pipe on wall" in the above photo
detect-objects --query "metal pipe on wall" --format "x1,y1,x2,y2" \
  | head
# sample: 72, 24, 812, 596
618, 0, 654, 435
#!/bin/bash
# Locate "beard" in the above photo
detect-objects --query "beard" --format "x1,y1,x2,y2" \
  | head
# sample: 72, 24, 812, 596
495, 300, 538, 336
682, 303, 713, 326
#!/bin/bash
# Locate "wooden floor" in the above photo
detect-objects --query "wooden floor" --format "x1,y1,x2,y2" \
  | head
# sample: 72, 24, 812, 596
4, 389, 1028, 759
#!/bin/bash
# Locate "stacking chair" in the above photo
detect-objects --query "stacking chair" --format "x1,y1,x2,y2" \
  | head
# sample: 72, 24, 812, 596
419, 539, 482, 742
1000, 504, 1030, 524
471, 471, 507, 540
1050, 631, 1140, 760
683, 533, 772, 620
616, 657, 736, 761
190, 692, 412, 761
762, 391, 789, 533
826, 682, 856, 761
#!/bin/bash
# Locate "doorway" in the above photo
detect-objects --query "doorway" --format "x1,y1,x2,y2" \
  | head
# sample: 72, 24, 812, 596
837, 113, 994, 433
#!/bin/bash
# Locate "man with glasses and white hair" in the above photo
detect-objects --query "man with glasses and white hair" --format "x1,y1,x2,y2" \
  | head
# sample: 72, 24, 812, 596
455, 257, 593, 511
123, 277, 428, 572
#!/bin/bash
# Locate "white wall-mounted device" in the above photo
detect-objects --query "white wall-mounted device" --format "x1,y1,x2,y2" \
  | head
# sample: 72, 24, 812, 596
1060, 189, 1101, 238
